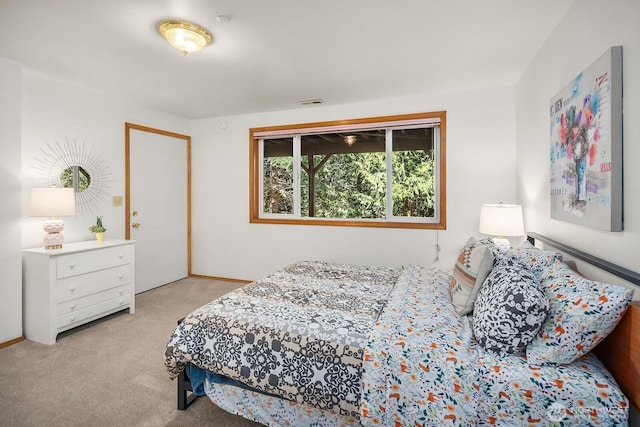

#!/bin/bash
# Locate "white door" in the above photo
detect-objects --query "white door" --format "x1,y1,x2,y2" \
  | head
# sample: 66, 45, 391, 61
126, 124, 190, 294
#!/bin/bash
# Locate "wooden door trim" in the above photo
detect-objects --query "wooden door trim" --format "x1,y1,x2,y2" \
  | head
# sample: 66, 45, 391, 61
124, 122, 192, 275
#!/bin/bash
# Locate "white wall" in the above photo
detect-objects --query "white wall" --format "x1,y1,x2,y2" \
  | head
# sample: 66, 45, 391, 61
14, 68, 518, 336
0, 58, 23, 343
515, 2, 639, 422
0, 63, 190, 344
21, 71, 190, 249
515, 0, 640, 296
191, 86, 518, 281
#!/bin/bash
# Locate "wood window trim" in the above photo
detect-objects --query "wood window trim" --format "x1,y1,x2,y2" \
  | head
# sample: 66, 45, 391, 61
249, 111, 447, 230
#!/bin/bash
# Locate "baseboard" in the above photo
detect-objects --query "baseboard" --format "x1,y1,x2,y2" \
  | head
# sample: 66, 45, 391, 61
190, 274, 252, 284
0, 336, 24, 349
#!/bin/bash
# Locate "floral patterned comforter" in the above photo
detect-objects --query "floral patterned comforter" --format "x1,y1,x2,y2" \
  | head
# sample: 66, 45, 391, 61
361, 265, 628, 426
166, 262, 628, 426
164, 261, 400, 417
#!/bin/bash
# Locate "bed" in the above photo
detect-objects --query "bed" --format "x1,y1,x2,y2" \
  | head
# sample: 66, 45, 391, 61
164, 234, 640, 426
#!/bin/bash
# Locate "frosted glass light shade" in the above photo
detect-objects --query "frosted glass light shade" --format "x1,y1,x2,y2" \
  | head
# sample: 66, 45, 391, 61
479, 203, 525, 250
158, 20, 212, 55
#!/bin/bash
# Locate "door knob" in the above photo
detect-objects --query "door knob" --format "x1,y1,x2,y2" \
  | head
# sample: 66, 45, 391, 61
132, 222, 140, 229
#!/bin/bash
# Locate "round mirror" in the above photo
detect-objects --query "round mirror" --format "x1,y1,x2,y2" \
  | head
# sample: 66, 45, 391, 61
60, 166, 91, 192
34, 138, 111, 212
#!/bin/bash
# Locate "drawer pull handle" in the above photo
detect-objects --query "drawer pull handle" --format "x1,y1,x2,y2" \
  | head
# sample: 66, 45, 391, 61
118, 275, 124, 280
70, 303, 76, 310
119, 289, 124, 295
119, 299, 124, 305
118, 253, 124, 259
69, 287, 76, 292
69, 264, 76, 269
70, 316, 76, 322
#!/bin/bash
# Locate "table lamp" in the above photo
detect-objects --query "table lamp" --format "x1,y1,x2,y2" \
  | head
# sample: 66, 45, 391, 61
29, 186, 77, 249
479, 202, 525, 250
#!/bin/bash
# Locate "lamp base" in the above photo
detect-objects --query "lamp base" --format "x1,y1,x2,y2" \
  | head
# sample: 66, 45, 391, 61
43, 218, 65, 250
491, 236, 511, 251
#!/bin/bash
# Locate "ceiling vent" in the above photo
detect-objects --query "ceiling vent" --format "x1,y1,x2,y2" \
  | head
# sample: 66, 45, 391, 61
299, 99, 324, 106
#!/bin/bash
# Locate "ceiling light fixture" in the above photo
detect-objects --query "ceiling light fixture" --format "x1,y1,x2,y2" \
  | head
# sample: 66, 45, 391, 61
157, 20, 212, 55
344, 135, 357, 146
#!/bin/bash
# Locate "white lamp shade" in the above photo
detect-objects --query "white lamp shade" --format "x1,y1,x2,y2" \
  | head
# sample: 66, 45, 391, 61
29, 187, 77, 217
479, 203, 524, 237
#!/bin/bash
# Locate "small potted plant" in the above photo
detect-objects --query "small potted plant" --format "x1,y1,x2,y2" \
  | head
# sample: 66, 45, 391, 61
89, 216, 107, 242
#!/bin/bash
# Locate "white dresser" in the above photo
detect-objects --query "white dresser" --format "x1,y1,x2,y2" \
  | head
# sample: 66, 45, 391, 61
22, 239, 135, 345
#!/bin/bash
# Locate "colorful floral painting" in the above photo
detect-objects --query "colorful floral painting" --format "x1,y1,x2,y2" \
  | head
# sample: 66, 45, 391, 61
549, 46, 623, 231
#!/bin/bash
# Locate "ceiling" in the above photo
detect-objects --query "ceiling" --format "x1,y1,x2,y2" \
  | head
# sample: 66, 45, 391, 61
0, 0, 575, 120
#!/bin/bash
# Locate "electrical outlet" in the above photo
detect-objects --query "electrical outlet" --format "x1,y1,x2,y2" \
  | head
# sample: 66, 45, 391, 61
112, 195, 123, 207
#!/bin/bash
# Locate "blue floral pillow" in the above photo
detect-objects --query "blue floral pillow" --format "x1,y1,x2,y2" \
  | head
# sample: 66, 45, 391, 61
504, 241, 562, 279
526, 260, 634, 365
478, 237, 506, 264
473, 259, 549, 356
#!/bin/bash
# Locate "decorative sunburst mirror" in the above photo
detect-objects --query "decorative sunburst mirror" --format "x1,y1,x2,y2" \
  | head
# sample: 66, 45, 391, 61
33, 138, 112, 212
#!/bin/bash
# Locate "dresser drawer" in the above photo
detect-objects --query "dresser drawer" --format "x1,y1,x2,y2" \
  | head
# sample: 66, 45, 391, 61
56, 264, 132, 303
57, 293, 133, 331
57, 284, 133, 315
23, 240, 136, 345
56, 245, 133, 279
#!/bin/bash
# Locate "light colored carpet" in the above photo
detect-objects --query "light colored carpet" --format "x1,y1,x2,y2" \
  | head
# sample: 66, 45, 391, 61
0, 277, 262, 427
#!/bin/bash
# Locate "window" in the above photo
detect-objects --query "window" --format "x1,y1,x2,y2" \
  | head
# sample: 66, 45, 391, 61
250, 111, 446, 229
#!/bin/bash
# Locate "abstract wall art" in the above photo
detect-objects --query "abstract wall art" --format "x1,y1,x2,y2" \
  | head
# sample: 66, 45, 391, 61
549, 46, 623, 231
